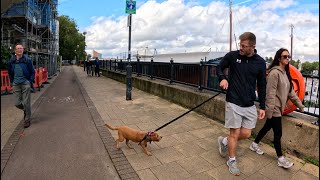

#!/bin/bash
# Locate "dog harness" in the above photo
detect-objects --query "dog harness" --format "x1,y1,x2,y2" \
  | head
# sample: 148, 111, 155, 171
138, 132, 153, 145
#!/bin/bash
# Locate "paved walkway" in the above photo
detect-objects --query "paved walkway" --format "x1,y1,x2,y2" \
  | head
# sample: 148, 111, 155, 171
1, 73, 59, 151
1, 66, 120, 179
1, 65, 319, 180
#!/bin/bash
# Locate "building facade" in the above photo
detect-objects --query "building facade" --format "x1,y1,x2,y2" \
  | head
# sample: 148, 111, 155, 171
1, 0, 59, 77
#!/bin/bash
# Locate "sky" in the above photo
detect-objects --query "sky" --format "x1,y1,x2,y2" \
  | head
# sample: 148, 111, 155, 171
58, 0, 319, 62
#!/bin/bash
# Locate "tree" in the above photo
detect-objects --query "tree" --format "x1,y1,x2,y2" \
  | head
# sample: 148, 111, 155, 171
58, 15, 86, 61
301, 61, 319, 75
265, 57, 273, 64
1, 45, 11, 70
290, 59, 300, 69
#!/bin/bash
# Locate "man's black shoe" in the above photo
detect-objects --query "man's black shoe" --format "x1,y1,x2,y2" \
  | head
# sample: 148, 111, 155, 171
24, 120, 31, 128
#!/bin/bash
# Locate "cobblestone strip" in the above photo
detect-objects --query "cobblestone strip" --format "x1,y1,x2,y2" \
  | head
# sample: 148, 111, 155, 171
1, 75, 60, 175
75, 73, 140, 180
1, 121, 24, 174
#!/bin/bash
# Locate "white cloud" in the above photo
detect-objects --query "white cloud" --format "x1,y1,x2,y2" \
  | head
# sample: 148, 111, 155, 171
259, 0, 296, 11
84, 0, 319, 62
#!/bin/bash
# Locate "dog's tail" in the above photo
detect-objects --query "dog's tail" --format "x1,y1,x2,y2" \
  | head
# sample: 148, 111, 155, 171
105, 123, 118, 130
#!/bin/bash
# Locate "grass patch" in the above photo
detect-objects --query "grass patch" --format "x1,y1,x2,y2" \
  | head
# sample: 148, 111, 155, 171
269, 143, 275, 148
304, 156, 319, 167
249, 132, 257, 140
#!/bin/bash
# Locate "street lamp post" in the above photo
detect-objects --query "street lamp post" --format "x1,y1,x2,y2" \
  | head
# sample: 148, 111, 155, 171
83, 32, 87, 71
126, 14, 132, 100
144, 46, 147, 61
125, 0, 136, 100
76, 44, 79, 65
74, 49, 77, 65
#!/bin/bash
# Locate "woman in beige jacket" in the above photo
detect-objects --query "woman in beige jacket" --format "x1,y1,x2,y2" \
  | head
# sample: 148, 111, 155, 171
249, 48, 304, 169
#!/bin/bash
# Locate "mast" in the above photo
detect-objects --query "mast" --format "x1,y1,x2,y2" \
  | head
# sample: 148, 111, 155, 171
290, 24, 294, 60
229, 0, 232, 52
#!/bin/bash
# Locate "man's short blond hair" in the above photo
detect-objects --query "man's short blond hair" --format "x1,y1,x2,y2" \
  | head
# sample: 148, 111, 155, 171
239, 32, 256, 45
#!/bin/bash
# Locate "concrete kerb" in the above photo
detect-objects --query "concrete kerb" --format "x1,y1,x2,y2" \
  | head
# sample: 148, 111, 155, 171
1, 70, 60, 174
74, 70, 141, 180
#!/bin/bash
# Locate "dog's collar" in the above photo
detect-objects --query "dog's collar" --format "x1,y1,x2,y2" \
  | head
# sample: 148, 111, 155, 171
138, 132, 153, 145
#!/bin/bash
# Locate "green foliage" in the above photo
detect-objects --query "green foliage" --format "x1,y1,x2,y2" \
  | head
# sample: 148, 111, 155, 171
303, 100, 319, 108
250, 132, 257, 140
58, 15, 86, 60
304, 156, 319, 166
265, 57, 273, 64
290, 59, 300, 69
1, 45, 11, 70
301, 61, 319, 75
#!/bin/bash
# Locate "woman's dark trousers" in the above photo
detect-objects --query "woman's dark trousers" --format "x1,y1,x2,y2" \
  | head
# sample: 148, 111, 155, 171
254, 116, 283, 157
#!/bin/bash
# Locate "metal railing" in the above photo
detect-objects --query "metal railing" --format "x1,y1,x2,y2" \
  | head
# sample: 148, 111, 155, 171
303, 75, 319, 116
101, 59, 319, 117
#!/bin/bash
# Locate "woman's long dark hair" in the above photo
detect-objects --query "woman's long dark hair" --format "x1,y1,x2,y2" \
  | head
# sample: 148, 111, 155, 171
268, 48, 293, 93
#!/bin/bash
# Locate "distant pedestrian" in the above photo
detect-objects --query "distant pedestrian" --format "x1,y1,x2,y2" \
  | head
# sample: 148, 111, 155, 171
249, 48, 304, 169
94, 57, 100, 77
7, 43, 35, 128
216, 32, 266, 176
83, 60, 86, 71
86, 58, 92, 76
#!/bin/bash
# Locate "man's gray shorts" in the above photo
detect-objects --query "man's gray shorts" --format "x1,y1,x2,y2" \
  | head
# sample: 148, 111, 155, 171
225, 102, 257, 129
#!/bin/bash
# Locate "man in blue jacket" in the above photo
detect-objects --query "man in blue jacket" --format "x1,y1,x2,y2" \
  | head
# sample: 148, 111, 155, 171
8, 43, 35, 128
94, 57, 100, 77
216, 32, 266, 176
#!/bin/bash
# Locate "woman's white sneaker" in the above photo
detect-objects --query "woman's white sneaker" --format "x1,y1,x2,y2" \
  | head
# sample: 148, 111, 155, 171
278, 157, 294, 169
249, 142, 264, 155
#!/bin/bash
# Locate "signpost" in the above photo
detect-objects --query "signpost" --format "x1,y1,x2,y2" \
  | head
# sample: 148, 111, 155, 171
125, 0, 136, 100
126, 0, 136, 14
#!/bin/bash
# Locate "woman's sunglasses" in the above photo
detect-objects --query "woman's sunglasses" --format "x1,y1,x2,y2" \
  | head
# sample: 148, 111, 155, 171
281, 55, 291, 59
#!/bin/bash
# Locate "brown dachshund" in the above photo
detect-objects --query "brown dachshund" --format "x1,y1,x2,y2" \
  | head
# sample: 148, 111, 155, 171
105, 124, 162, 156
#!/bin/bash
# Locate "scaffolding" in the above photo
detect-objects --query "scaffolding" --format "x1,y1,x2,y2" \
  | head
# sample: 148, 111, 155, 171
1, 0, 59, 77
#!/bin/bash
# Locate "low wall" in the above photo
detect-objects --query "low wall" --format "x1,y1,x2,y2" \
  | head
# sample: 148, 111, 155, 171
101, 69, 319, 161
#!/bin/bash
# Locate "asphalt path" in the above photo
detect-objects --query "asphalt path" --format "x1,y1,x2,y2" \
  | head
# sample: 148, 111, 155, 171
1, 66, 120, 180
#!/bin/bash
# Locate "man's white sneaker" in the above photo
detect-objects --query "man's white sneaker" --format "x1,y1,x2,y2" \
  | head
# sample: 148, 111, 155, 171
278, 158, 294, 169
227, 160, 241, 176
249, 142, 264, 155
218, 136, 228, 158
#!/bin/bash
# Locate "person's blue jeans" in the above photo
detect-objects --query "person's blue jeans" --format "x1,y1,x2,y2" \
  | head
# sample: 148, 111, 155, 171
12, 82, 32, 121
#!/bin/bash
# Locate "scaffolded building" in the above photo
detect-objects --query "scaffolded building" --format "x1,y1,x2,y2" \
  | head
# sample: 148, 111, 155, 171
1, 0, 59, 77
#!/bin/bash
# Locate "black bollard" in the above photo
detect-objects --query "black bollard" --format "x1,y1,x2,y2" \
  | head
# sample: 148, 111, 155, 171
126, 62, 132, 100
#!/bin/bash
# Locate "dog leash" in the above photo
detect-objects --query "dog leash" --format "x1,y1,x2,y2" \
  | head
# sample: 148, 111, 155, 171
154, 92, 221, 132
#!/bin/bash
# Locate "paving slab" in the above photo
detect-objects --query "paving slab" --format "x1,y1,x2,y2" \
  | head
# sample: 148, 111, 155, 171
2, 65, 317, 179
73, 66, 319, 180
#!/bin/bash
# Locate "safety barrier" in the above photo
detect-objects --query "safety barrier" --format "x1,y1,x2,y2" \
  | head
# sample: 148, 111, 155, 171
1, 70, 13, 94
42, 67, 48, 83
33, 68, 43, 91
1, 68, 46, 94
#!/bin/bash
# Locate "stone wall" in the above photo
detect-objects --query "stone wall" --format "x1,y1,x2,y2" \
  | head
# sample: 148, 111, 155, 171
101, 69, 319, 161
